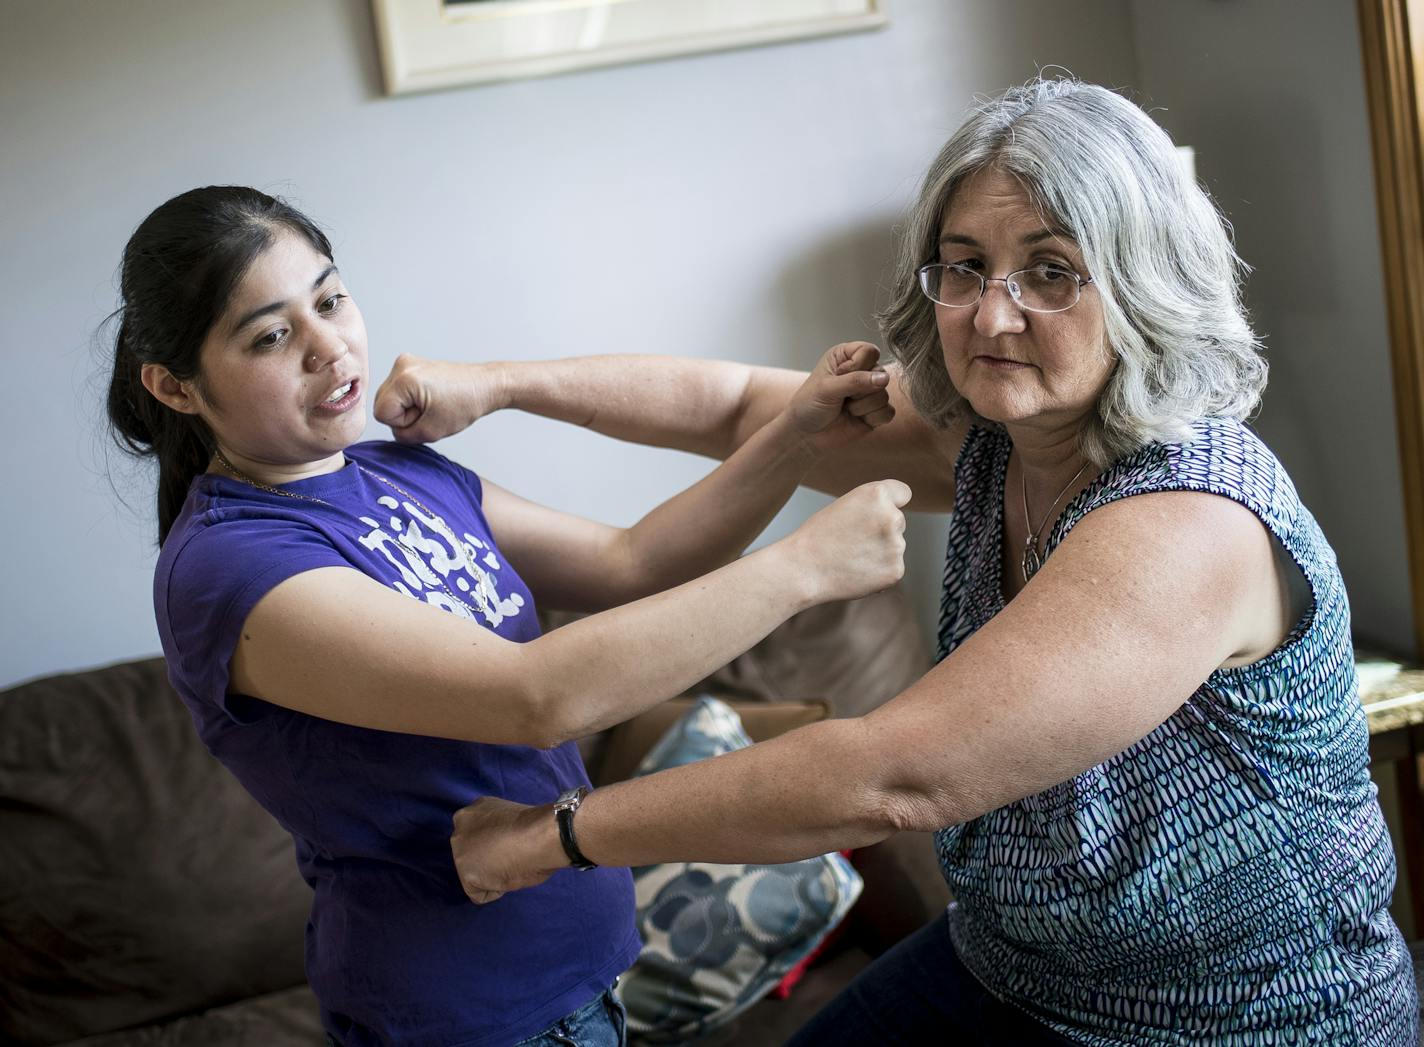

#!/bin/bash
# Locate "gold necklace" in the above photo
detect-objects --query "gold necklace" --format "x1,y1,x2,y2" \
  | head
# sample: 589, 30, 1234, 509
211, 448, 330, 505
211, 448, 488, 618
1019, 458, 1090, 583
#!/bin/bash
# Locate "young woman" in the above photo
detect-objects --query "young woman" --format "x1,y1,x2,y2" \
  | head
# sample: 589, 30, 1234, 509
105, 185, 909, 1047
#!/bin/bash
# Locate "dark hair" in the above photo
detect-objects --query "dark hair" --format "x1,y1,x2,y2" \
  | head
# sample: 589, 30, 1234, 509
105, 186, 334, 543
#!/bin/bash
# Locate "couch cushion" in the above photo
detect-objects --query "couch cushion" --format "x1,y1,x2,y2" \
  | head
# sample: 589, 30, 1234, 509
592, 697, 830, 787
55, 985, 322, 1047
0, 658, 310, 1046
562, 585, 932, 773
685, 586, 931, 718
618, 698, 862, 1044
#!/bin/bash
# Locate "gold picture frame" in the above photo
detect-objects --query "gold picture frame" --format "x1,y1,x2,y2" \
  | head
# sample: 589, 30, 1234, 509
1358, 0, 1424, 659
372, 0, 888, 96
1356, 0, 1424, 938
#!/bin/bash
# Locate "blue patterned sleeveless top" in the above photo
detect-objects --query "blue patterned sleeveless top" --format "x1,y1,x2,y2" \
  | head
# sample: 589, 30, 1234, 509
935, 418, 1419, 1044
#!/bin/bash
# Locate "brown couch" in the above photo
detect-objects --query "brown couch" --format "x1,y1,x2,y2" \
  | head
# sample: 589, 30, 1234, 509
0, 586, 948, 1047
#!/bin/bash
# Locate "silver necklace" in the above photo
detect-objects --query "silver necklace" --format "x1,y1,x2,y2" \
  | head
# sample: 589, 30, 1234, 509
1019, 457, 1090, 582
211, 449, 486, 617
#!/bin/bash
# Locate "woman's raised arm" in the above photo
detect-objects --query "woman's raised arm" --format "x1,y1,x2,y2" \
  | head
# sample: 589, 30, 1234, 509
231, 476, 909, 749
233, 347, 905, 744
483, 344, 893, 611
447, 489, 1291, 898
374, 349, 963, 510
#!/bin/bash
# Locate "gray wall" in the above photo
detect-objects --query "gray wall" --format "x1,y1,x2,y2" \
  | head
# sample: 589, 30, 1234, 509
1129, 0, 1415, 656
0, 0, 1141, 687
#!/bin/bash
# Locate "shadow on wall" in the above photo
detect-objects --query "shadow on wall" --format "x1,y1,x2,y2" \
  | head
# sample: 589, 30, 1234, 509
768, 214, 951, 650
766, 212, 901, 368
1197, 97, 1341, 319
1191, 92, 1335, 508
349, 1, 388, 102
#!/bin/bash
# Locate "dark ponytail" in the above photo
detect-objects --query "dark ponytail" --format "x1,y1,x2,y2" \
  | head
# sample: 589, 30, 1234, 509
104, 187, 333, 543
108, 321, 217, 542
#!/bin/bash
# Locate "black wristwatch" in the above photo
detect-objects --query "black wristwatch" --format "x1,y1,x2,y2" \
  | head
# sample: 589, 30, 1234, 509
553, 786, 597, 871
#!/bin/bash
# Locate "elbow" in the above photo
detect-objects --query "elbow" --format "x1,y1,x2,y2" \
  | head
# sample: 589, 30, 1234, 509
493, 636, 598, 749
874, 780, 975, 835
520, 720, 574, 752
609, 540, 658, 606
835, 720, 968, 839
522, 716, 567, 751
521, 690, 580, 750
857, 717, 981, 832
709, 364, 758, 456
594, 530, 658, 608
498, 676, 579, 750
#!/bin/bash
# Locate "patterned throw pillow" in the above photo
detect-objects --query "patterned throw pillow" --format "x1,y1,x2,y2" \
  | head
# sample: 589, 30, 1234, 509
617, 698, 862, 1044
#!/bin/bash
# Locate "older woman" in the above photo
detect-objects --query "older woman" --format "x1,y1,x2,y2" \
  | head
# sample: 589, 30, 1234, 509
385, 79, 1420, 1043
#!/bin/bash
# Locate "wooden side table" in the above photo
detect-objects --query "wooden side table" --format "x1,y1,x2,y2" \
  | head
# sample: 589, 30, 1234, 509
1360, 661, 1424, 940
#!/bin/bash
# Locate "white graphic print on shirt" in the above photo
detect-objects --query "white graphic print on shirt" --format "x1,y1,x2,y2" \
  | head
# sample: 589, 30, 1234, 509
357, 494, 525, 628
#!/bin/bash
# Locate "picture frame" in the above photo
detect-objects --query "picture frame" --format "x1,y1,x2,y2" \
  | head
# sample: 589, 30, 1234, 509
371, 0, 888, 96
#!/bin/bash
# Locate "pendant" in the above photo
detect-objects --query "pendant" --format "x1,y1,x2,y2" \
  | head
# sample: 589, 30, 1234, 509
1021, 542, 1042, 583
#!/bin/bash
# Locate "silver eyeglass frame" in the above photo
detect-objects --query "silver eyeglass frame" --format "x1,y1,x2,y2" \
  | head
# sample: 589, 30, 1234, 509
916, 262, 1094, 315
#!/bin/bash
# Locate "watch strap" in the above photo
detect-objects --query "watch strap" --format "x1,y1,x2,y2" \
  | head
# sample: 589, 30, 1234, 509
554, 786, 597, 871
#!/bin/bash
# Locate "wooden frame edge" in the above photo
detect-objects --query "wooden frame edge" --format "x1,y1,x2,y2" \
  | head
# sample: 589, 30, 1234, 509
1359, 0, 1424, 659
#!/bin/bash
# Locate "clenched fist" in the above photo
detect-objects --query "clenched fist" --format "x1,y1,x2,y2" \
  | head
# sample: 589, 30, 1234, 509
450, 795, 565, 905
781, 478, 910, 605
374, 354, 508, 444
785, 342, 896, 453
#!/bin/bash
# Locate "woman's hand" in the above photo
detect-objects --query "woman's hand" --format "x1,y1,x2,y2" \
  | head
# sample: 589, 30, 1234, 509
451, 796, 565, 904
779, 478, 910, 604
374, 354, 510, 443
786, 342, 895, 453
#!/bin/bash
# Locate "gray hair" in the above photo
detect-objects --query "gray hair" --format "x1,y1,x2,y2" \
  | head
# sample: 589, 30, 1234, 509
880, 77, 1266, 467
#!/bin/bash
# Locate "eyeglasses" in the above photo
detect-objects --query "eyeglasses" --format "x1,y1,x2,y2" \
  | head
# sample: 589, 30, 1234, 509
916, 262, 1094, 314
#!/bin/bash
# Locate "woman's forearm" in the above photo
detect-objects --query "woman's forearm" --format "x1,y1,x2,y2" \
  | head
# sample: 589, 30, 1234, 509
377, 351, 956, 508
616, 413, 819, 599
487, 354, 961, 509
522, 478, 909, 746
231, 476, 903, 751
586, 718, 901, 862
490, 355, 805, 459
504, 717, 905, 874
523, 546, 814, 745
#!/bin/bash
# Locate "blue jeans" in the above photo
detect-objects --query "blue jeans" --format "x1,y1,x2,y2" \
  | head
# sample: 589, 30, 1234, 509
787, 914, 1076, 1046
514, 986, 627, 1047
323, 986, 626, 1047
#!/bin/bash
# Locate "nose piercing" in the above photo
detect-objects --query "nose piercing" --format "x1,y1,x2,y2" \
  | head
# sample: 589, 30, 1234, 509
308, 352, 318, 367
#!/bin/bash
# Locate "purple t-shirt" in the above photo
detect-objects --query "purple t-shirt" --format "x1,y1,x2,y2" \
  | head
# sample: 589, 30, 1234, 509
154, 441, 639, 1047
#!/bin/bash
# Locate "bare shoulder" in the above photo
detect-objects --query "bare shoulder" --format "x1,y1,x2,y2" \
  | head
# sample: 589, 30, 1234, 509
1070, 486, 1266, 548
1054, 488, 1298, 667
1059, 488, 1274, 590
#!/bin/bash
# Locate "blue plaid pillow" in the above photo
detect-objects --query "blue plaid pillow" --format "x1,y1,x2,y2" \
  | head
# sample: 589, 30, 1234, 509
617, 698, 862, 1044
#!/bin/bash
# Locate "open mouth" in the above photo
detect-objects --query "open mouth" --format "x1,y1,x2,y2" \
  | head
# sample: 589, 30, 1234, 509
316, 378, 361, 411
